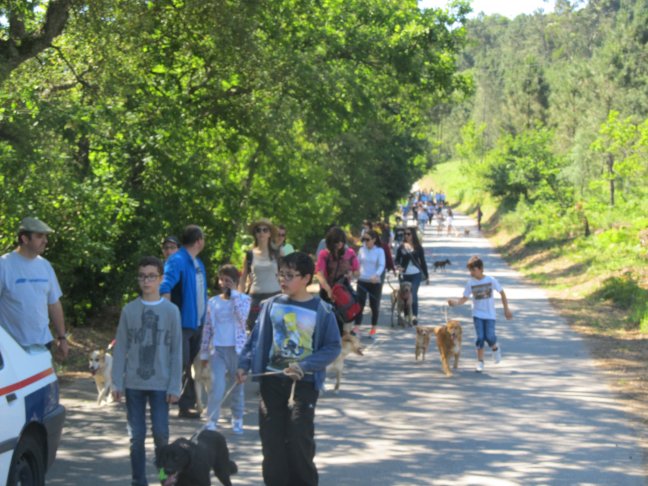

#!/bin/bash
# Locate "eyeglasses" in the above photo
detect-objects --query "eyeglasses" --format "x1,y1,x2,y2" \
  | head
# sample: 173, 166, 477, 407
255, 226, 270, 234
361, 238, 371, 242
278, 271, 301, 281
162, 244, 178, 251
137, 274, 160, 282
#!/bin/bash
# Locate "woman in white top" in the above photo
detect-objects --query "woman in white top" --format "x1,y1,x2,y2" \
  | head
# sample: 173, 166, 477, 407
239, 218, 281, 331
353, 230, 385, 339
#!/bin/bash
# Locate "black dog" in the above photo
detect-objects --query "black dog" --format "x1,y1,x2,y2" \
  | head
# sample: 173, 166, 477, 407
156, 430, 237, 486
433, 259, 452, 271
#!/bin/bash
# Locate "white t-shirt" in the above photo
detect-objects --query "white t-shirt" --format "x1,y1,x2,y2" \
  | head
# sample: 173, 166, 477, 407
207, 296, 237, 347
194, 257, 205, 325
0, 251, 63, 346
463, 275, 503, 320
358, 246, 385, 282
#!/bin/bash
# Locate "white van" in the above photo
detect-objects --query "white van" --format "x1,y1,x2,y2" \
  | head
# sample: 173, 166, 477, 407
0, 326, 65, 485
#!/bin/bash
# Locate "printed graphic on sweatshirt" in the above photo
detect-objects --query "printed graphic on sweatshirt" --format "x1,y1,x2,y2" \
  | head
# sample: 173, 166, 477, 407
472, 282, 493, 300
137, 308, 159, 380
267, 302, 317, 371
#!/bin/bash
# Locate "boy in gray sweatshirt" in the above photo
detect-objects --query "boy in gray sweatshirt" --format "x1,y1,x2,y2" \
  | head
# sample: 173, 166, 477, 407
112, 256, 183, 486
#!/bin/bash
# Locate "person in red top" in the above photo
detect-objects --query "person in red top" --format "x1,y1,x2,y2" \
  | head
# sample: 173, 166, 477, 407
315, 227, 359, 334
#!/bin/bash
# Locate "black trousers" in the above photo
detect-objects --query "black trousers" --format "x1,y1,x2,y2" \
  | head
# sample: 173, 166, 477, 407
354, 281, 382, 326
259, 376, 319, 486
179, 326, 202, 411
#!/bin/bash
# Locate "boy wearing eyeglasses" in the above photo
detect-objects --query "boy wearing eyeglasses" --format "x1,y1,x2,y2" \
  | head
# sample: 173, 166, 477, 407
237, 252, 341, 486
111, 256, 183, 486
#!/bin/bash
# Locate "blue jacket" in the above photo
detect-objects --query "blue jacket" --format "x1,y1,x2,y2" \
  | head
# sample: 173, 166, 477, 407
238, 295, 341, 391
160, 247, 207, 330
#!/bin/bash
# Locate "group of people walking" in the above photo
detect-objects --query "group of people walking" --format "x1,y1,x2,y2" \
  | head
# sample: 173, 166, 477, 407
0, 203, 506, 486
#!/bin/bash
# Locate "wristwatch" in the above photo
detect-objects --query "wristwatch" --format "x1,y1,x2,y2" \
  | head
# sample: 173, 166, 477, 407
57, 334, 68, 341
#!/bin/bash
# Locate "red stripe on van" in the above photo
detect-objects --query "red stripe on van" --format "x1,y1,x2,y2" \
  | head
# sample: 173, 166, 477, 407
0, 368, 55, 396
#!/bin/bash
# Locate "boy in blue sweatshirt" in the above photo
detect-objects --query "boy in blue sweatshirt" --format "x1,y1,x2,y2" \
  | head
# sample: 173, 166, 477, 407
237, 252, 341, 486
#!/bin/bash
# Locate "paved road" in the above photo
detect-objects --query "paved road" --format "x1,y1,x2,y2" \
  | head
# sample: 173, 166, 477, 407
47, 214, 646, 485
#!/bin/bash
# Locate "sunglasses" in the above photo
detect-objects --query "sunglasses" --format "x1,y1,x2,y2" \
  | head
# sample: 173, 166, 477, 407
361, 238, 371, 242
405, 232, 412, 236
255, 226, 270, 234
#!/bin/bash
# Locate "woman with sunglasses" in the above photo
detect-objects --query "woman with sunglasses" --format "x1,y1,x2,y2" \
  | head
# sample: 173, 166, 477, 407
394, 228, 429, 325
315, 226, 359, 334
239, 218, 281, 331
354, 230, 386, 338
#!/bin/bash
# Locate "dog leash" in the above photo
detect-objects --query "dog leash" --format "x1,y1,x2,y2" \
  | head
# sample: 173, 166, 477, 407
188, 369, 311, 442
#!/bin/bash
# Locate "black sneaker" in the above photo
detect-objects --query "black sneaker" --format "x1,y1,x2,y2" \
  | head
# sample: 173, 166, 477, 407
178, 408, 201, 419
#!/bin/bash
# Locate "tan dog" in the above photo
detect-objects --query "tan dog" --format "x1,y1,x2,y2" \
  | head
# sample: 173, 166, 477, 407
89, 349, 113, 405
192, 353, 212, 415
415, 326, 434, 361
433, 320, 463, 377
327, 334, 363, 393
391, 281, 413, 328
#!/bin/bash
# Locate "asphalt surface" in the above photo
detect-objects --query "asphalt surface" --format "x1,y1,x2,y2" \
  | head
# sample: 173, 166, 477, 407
47, 213, 647, 485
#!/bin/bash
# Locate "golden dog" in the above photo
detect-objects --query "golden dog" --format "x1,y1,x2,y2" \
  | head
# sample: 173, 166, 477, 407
433, 320, 463, 377
327, 334, 363, 393
415, 326, 434, 361
89, 349, 113, 406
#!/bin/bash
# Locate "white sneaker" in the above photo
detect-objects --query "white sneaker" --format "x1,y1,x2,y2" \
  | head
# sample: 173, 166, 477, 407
475, 361, 484, 373
232, 418, 244, 435
493, 346, 502, 364
205, 421, 218, 431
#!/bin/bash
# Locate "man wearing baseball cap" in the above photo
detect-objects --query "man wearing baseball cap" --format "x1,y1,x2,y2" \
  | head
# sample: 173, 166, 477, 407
0, 217, 68, 359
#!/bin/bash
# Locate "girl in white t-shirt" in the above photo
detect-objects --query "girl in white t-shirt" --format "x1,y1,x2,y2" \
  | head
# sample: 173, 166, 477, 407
448, 256, 513, 373
200, 265, 250, 433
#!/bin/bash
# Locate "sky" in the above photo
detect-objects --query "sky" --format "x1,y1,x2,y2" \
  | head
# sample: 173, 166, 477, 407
418, 0, 555, 19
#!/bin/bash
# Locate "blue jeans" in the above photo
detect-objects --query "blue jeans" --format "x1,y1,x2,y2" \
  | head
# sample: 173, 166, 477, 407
473, 317, 497, 349
125, 389, 169, 486
208, 346, 245, 424
401, 272, 422, 317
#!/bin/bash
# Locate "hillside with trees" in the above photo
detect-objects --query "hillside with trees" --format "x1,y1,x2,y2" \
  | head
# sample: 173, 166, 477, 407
428, 0, 647, 331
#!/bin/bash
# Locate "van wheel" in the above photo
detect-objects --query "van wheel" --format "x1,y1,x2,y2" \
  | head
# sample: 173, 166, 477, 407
7, 434, 45, 486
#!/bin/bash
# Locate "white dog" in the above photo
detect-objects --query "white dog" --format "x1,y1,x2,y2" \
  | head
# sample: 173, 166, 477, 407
89, 349, 113, 406
192, 353, 212, 415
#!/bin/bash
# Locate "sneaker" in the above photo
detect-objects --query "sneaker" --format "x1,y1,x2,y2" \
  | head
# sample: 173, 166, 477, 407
351, 326, 361, 337
205, 421, 218, 431
475, 361, 485, 373
369, 327, 377, 339
178, 408, 201, 419
232, 418, 244, 435
493, 346, 502, 364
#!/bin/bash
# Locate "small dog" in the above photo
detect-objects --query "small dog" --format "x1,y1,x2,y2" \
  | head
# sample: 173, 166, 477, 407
433, 259, 451, 271
192, 354, 212, 415
89, 348, 113, 406
433, 320, 463, 377
327, 334, 363, 393
415, 326, 434, 361
156, 430, 237, 486
391, 281, 413, 328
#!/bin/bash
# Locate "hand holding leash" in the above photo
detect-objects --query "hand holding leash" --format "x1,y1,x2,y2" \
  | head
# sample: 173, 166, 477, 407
283, 362, 304, 381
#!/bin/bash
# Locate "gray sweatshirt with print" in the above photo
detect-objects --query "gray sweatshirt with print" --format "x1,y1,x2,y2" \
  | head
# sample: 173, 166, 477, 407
111, 298, 183, 396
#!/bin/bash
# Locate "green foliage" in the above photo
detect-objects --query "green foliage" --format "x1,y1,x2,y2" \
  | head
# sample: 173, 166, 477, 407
0, 0, 470, 323
590, 274, 648, 330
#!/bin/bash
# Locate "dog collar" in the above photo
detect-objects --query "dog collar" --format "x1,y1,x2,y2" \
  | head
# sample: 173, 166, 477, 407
159, 468, 168, 481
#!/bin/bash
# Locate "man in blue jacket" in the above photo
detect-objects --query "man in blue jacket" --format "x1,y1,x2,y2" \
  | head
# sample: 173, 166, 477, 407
160, 224, 208, 419
237, 251, 341, 486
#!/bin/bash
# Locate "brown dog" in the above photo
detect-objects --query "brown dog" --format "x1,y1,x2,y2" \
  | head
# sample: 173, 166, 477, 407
433, 259, 451, 271
433, 320, 463, 376
391, 281, 413, 328
415, 326, 434, 361
327, 334, 363, 393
